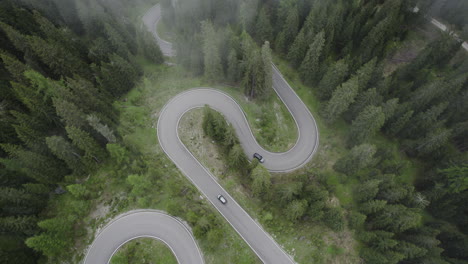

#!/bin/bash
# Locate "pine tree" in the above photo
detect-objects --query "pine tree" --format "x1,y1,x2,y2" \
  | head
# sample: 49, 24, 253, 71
255, 7, 273, 43
348, 105, 385, 146
45, 136, 84, 173
201, 21, 222, 82
227, 144, 247, 171
10, 82, 55, 123
65, 126, 106, 163
287, 29, 307, 68
381, 98, 399, 122
0, 215, 37, 235
0, 144, 66, 184
10, 111, 45, 148
372, 204, 421, 233
359, 199, 387, 215
98, 54, 139, 97
260, 41, 272, 100
415, 127, 452, 157
227, 49, 240, 83
323, 207, 345, 231
403, 102, 448, 139
276, 182, 303, 204
286, 199, 308, 222
239, 0, 259, 33
333, 144, 377, 175
317, 59, 349, 101
387, 110, 414, 136
355, 179, 382, 202
86, 114, 116, 143
65, 77, 115, 123
346, 88, 383, 121
250, 164, 271, 197
321, 77, 359, 123
299, 31, 325, 85
275, 4, 299, 54
27, 35, 89, 78
395, 241, 428, 260
355, 58, 377, 92
0, 51, 31, 84
103, 22, 130, 59
241, 32, 265, 99
53, 98, 87, 128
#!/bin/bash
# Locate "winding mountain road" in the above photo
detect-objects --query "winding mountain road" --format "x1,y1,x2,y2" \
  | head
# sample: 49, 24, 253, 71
84, 210, 203, 264
85, 3, 318, 264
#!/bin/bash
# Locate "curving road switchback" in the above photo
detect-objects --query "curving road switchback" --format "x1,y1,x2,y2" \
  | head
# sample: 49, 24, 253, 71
84, 210, 203, 264
85, 3, 318, 264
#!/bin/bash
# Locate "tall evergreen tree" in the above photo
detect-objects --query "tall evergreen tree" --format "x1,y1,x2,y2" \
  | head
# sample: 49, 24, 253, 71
250, 164, 271, 197
299, 31, 325, 85
275, 2, 299, 54
254, 7, 273, 43
348, 105, 385, 146
333, 144, 377, 175
45, 136, 84, 174
201, 21, 222, 82
317, 59, 349, 101
321, 77, 359, 123
287, 29, 307, 68
65, 126, 106, 163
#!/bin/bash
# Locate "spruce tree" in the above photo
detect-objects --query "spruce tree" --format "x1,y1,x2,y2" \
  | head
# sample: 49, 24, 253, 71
287, 29, 307, 68
201, 21, 222, 82
227, 49, 240, 83
0, 144, 66, 184
53, 98, 87, 128
255, 7, 273, 43
387, 110, 414, 136
333, 144, 377, 175
299, 31, 325, 85
346, 88, 383, 121
321, 77, 359, 123
98, 54, 138, 97
317, 59, 349, 101
227, 144, 248, 171
286, 199, 308, 222
348, 105, 385, 146
355, 58, 377, 92
250, 164, 271, 197
260, 41, 272, 100
45, 136, 84, 174
275, 4, 299, 54
65, 126, 106, 163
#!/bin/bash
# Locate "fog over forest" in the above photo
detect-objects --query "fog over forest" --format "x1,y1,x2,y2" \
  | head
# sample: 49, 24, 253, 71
0, 0, 467, 263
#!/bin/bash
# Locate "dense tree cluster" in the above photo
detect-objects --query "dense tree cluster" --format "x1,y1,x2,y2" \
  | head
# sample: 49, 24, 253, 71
0, 0, 163, 262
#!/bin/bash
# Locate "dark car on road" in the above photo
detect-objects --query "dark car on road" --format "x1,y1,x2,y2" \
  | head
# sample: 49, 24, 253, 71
253, 153, 265, 163
217, 195, 227, 204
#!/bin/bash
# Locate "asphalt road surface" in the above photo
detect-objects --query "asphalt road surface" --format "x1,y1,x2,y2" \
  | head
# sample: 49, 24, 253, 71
84, 210, 203, 264
85, 3, 319, 264
142, 4, 175, 57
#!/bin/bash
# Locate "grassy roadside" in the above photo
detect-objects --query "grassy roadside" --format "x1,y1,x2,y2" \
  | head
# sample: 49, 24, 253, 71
110, 238, 177, 264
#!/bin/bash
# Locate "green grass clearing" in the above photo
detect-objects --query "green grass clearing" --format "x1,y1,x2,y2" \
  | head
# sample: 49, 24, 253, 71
110, 238, 177, 264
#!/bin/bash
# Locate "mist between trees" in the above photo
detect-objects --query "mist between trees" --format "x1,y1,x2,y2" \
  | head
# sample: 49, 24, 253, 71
0, 0, 467, 263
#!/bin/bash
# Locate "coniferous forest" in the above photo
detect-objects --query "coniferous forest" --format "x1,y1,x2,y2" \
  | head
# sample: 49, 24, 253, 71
1, 0, 467, 263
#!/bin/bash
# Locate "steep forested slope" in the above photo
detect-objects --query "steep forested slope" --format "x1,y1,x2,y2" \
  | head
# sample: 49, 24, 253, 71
0, 0, 162, 262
